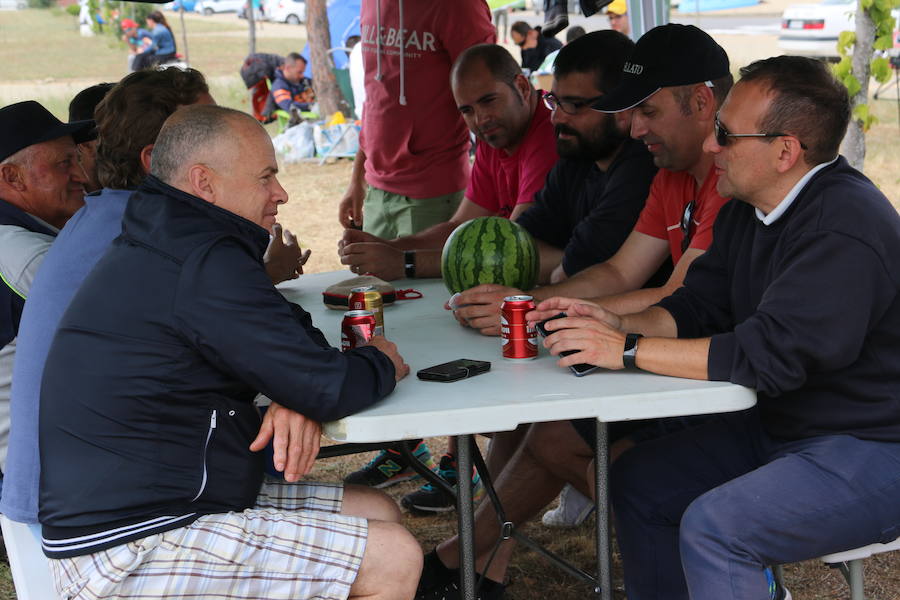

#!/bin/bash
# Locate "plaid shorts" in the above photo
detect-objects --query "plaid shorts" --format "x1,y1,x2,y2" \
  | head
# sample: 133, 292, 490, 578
48, 478, 368, 600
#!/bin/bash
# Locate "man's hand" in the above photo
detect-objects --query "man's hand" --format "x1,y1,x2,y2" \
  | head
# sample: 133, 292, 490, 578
264, 224, 311, 285
338, 184, 365, 229
366, 335, 410, 381
339, 242, 404, 280
250, 401, 321, 482
538, 303, 628, 371
527, 296, 619, 329
337, 228, 384, 252
446, 284, 522, 336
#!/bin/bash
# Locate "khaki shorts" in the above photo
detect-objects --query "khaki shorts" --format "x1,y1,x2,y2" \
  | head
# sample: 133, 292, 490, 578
49, 479, 367, 600
362, 186, 464, 238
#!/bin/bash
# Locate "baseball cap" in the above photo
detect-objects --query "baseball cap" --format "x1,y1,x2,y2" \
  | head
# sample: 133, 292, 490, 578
592, 24, 729, 113
121, 18, 138, 29
606, 0, 627, 15
0, 101, 95, 163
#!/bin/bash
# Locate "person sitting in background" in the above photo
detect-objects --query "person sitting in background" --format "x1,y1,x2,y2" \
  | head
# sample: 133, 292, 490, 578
67, 82, 114, 193
240, 52, 286, 123
132, 10, 176, 71
606, 0, 630, 36
120, 17, 152, 71
39, 104, 419, 600
510, 20, 562, 73
530, 25, 585, 88
271, 52, 315, 116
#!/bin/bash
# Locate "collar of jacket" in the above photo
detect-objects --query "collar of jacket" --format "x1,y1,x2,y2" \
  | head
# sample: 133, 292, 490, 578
0, 197, 58, 236
139, 174, 271, 257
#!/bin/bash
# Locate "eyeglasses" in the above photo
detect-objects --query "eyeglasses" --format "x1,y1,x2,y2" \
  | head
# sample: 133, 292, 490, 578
543, 92, 605, 115
714, 114, 807, 150
680, 200, 695, 254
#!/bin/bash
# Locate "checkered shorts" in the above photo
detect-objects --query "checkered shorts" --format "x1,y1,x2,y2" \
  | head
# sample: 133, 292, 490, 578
48, 478, 368, 600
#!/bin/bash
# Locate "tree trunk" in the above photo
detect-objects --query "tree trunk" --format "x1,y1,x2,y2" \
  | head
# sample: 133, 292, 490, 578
306, 0, 349, 117
841, 4, 875, 170
247, 0, 256, 55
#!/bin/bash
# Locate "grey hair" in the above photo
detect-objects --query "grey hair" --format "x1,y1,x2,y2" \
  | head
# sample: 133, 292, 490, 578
150, 105, 259, 184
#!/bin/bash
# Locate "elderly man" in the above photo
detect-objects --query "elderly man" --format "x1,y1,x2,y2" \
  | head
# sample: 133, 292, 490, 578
339, 43, 558, 282
0, 101, 92, 475
536, 55, 900, 600
39, 105, 421, 600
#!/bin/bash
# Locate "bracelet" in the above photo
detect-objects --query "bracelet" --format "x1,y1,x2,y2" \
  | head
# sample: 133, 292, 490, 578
623, 333, 643, 370
404, 250, 416, 279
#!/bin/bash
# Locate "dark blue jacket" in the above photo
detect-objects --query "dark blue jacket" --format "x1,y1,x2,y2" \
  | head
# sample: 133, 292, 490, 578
1, 199, 57, 350
39, 176, 396, 558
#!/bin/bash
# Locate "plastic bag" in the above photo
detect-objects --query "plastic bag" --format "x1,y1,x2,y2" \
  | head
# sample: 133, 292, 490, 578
272, 121, 315, 163
313, 123, 360, 158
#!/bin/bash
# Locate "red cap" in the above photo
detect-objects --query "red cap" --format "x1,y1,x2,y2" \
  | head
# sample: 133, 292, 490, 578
121, 18, 138, 29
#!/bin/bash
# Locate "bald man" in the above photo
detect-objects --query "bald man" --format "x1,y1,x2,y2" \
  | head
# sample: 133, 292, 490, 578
38, 105, 420, 600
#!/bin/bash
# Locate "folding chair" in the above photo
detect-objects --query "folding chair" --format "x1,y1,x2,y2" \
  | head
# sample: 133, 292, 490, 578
0, 515, 59, 600
820, 536, 900, 600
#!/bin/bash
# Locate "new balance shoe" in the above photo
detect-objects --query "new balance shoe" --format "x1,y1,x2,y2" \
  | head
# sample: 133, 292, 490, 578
401, 453, 485, 514
765, 567, 792, 600
542, 0, 569, 38
541, 484, 595, 528
344, 441, 435, 489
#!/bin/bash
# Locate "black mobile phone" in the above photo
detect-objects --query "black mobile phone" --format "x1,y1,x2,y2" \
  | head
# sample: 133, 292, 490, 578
417, 359, 491, 382
536, 313, 599, 377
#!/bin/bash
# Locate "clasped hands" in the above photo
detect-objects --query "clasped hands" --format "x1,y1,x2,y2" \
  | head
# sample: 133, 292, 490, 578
337, 229, 405, 279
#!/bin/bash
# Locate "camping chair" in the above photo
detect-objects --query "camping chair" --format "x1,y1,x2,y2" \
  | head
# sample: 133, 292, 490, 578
0, 515, 59, 600
819, 536, 900, 600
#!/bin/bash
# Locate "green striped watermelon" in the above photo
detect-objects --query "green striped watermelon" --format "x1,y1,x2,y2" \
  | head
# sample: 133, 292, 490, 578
441, 216, 539, 295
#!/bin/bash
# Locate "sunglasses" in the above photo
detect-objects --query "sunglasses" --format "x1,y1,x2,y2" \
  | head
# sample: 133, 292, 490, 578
714, 114, 807, 150
543, 92, 605, 116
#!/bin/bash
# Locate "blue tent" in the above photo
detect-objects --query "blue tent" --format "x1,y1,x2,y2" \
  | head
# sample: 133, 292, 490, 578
301, 0, 361, 77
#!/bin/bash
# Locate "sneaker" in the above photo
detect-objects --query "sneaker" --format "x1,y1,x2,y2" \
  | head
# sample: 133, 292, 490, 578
418, 550, 459, 593
344, 441, 435, 489
415, 573, 506, 600
402, 454, 485, 514
541, 484, 595, 528
542, 0, 569, 38
765, 567, 792, 600
580, 0, 613, 17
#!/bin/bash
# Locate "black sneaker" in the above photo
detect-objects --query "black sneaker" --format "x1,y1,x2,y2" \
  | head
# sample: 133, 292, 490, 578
415, 576, 506, 600
542, 0, 569, 37
343, 441, 435, 489
418, 550, 459, 593
580, 0, 613, 17
402, 454, 485, 514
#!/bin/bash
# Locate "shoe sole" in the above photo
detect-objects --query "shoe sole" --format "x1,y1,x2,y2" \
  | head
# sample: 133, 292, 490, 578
369, 472, 420, 489
406, 504, 456, 515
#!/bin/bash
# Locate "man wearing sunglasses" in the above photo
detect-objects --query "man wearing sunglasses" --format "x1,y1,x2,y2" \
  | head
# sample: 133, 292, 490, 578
535, 54, 900, 600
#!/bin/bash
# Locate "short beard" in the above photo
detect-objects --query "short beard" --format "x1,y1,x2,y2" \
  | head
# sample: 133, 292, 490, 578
555, 115, 627, 162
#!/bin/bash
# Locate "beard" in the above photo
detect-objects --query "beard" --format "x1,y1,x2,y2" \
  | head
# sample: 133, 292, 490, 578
555, 115, 627, 162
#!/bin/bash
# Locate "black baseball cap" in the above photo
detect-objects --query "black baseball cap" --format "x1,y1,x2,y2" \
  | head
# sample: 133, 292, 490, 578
0, 101, 95, 163
592, 24, 729, 113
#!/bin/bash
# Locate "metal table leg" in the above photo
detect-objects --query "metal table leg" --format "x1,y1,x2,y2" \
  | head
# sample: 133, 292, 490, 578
596, 420, 612, 600
457, 434, 476, 600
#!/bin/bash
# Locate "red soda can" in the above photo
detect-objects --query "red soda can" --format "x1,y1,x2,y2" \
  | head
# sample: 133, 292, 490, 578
349, 286, 384, 336
500, 295, 537, 360
341, 310, 377, 352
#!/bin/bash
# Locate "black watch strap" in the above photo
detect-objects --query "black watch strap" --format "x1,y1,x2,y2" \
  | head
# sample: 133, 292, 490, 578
623, 333, 643, 369
404, 250, 416, 279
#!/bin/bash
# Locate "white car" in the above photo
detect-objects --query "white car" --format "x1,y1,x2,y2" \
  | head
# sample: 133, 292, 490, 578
195, 0, 244, 14
266, 0, 306, 24
779, 0, 899, 60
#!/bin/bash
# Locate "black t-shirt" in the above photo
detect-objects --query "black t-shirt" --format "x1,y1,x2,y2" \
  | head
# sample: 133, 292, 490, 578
520, 34, 562, 72
516, 138, 671, 286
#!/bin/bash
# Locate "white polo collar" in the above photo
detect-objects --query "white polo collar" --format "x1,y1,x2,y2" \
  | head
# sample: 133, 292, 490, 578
755, 156, 838, 225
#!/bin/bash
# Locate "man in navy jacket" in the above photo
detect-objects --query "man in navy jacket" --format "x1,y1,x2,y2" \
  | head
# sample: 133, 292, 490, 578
39, 105, 421, 600
535, 56, 900, 599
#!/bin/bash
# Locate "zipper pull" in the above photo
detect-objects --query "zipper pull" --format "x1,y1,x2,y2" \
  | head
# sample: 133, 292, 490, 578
211, 409, 217, 429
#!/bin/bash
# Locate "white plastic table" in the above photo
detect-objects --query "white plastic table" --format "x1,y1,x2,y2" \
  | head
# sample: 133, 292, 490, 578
278, 271, 756, 600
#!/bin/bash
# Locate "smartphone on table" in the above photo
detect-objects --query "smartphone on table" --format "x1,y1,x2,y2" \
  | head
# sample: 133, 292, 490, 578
417, 359, 491, 382
536, 313, 599, 377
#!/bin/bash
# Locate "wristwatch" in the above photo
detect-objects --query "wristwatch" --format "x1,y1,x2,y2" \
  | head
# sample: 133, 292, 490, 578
404, 250, 416, 279
623, 333, 643, 369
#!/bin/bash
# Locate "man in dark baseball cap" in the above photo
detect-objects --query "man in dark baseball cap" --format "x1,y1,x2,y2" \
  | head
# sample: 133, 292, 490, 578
0, 100, 92, 479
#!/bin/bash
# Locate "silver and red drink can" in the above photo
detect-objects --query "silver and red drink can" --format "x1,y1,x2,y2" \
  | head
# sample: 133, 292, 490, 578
500, 295, 537, 361
348, 285, 384, 336
341, 310, 377, 351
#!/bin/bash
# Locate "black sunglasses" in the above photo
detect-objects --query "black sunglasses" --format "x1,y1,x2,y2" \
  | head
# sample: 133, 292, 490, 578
714, 114, 807, 150
543, 92, 605, 116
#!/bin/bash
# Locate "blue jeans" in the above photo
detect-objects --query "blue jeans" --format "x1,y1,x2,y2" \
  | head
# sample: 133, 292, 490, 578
610, 408, 900, 600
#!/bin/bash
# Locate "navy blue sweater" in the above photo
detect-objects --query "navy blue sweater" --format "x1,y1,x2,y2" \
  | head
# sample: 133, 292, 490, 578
39, 176, 396, 557
659, 157, 900, 441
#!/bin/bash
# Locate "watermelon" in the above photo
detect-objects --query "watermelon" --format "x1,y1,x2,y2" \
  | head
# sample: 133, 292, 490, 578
441, 216, 539, 295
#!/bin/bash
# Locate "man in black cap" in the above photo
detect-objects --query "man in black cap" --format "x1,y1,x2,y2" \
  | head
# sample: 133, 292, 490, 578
0, 100, 93, 474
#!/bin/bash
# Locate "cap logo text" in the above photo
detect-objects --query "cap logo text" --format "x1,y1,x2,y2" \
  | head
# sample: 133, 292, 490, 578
623, 62, 644, 75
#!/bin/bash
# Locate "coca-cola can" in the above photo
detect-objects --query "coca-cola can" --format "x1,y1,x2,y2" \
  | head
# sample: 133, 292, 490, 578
341, 310, 377, 352
349, 286, 384, 336
500, 295, 537, 360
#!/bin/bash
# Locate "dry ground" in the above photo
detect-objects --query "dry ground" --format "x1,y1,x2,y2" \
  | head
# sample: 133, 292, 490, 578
1, 6, 900, 600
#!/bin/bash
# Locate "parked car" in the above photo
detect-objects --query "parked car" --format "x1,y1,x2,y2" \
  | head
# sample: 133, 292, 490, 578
165, 0, 199, 12
195, 0, 243, 14
266, 0, 306, 24
778, 0, 856, 60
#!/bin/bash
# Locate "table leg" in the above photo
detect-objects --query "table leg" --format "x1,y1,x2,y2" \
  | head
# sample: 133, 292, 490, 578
595, 420, 612, 600
457, 434, 476, 600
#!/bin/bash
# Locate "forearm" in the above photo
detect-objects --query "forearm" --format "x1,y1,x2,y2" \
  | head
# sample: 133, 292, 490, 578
592, 285, 677, 317
387, 221, 459, 252
534, 239, 564, 285
405, 249, 442, 279
619, 306, 678, 338
634, 337, 710, 381
348, 147, 367, 191
532, 262, 630, 302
